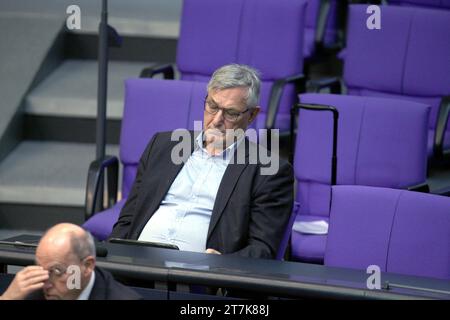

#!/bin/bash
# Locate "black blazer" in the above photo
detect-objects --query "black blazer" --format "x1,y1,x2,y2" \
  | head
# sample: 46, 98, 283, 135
110, 131, 294, 259
26, 267, 141, 300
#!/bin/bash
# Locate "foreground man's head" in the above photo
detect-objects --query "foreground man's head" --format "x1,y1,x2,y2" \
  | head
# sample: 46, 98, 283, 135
35, 223, 96, 300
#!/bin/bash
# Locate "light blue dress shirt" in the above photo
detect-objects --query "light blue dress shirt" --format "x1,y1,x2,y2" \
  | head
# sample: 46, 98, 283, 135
77, 271, 95, 300
138, 133, 241, 252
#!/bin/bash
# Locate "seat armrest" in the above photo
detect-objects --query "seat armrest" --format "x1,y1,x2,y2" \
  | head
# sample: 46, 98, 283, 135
265, 73, 306, 130
407, 183, 429, 193
85, 155, 119, 220
139, 63, 175, 79
433, 96, 450, 159
314, 0, 332, 50
290, 103, 339, 184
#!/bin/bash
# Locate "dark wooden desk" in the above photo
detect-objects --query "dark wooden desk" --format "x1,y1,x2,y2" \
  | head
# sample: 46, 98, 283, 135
0, 240, 448, 299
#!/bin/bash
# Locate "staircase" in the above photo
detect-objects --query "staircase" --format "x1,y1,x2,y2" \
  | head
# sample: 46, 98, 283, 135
0, 0, 181, 235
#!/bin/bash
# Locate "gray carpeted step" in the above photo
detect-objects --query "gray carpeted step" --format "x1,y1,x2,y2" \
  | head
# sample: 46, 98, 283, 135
0, 12, 64, 160
24, 59, 151, 120
0, 141, 120, 206
0, 0, 182, 39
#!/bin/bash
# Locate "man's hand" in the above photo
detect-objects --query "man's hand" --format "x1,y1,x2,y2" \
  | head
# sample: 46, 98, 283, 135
205, 248, 221, 255
0, 266, 49, 300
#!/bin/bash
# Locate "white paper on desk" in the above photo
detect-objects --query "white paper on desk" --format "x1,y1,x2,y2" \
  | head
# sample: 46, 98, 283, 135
293, 220, 329, 235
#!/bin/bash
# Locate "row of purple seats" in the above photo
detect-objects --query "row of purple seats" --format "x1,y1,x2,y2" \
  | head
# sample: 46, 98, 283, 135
83, 3, 449, 279
325, 5, 450, 159
83, 78, 434, 263
83, 78, 448, 280
145, 2, 450, 160
325, 185, 450, 280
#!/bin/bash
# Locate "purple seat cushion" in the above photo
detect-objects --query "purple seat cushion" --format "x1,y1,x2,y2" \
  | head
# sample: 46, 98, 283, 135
83, 199, 126, 241
291, 215, 329, 263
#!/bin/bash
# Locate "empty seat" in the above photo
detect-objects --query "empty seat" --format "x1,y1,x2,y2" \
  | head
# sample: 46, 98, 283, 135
147, 0, 308, 131
325, 185, 450, 280
341, 5, 450, 158
290, 93, 430, 263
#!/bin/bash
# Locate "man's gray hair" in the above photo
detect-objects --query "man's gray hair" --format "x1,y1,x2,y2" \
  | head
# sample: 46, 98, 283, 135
207, 64, 261, 108
71, 231, 96, 259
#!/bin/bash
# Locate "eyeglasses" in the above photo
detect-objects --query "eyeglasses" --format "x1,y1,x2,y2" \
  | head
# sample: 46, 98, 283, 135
41, 256, 89, 281
47, 266, 68, 281
204, 97, 250, 122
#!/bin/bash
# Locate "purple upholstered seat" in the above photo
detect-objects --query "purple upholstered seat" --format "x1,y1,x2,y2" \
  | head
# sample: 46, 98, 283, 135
291, 93, 430, 263
276, 201, 300, 261
389, 0, 450, 9
176, 0, 307, 131
342, 5, 450, 157
325, 185, 450, 280
83, 79, 205, 240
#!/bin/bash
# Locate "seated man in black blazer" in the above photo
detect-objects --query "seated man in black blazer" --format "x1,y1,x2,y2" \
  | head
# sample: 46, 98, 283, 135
110, 64, 294, 259
0, 223, 140, 300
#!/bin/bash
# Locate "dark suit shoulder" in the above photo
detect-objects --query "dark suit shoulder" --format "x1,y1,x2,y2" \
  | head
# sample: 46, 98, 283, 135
89, 267, 142, 300
239, 139, 292, 173
153, 130, 196, 141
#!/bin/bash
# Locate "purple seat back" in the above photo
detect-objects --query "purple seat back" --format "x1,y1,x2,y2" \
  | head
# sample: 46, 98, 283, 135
388, 190, 450, 279
325, 185, 450, 280
389, 0, 450, 9
120, 79, 205, 198
84, 79, 206, 240
176, 0, 307, 130
295, 93, 429, 217
343, 5, 450, 134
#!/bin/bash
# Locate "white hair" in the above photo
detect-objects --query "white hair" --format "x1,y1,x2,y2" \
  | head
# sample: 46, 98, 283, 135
207, 64, 261, 108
